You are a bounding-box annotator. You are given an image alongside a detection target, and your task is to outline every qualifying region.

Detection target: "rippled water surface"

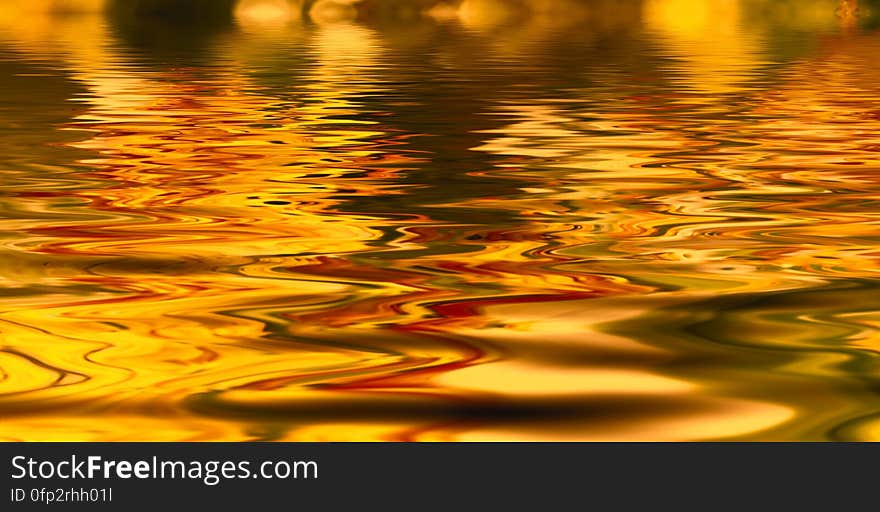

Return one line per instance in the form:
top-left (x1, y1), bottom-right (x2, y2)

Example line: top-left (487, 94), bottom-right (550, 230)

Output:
top-left (2, 0), bottom-right (880, 441)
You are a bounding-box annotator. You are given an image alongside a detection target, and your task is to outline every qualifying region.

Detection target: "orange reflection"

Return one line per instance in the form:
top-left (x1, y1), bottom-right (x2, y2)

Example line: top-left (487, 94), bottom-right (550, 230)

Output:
top-left (1, 0), bottom-right (880, 441)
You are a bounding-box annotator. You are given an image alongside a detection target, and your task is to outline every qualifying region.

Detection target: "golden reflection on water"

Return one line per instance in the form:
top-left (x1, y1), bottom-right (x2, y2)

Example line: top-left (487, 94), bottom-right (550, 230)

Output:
top-left (1, 0), bottom-right (880, 441)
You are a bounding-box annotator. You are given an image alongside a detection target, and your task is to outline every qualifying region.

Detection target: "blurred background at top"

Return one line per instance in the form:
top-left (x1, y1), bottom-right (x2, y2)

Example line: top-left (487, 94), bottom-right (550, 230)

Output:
top-left (0, 0), bottom-right (874, 58)
top-left (2, 1), bottom-right (876, 131)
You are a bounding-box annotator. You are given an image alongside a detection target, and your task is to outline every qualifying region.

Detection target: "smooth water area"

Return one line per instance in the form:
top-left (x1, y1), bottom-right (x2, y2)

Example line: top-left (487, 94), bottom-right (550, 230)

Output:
top-left (2, 0), bottom-right (880, 440)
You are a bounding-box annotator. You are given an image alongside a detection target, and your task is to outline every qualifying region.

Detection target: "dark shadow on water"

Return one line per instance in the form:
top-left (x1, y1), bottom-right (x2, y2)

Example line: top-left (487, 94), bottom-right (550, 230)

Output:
top-left (105, 0), bottom-right (238, 63)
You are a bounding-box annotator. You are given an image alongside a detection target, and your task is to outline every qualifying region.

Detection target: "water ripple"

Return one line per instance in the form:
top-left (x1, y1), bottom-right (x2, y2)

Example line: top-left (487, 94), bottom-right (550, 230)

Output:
top-left (1, 0), bottom-right (880, 441)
